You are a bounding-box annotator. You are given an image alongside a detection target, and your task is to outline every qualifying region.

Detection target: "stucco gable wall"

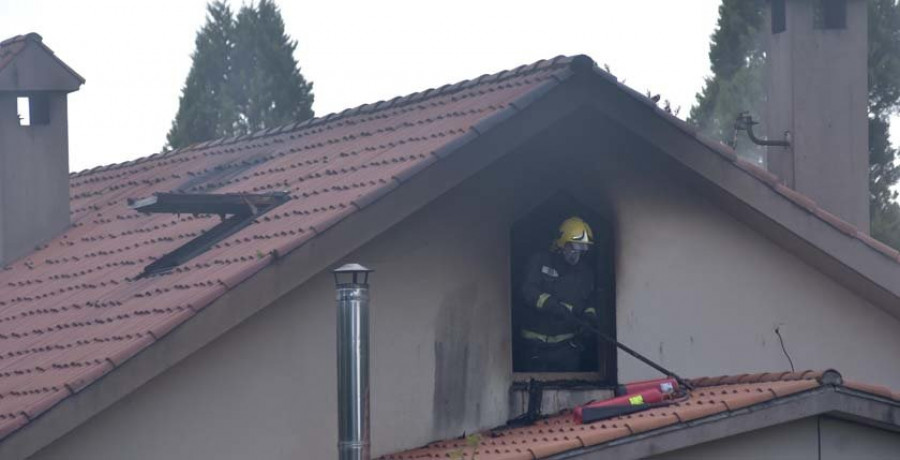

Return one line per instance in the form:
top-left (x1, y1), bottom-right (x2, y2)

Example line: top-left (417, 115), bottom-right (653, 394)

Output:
top-left (650, 417), bottom-right (819, 460)
top-left (604, 159), bottom-right (900, 386)
top-left (651, 416), bottom-right (900, 460)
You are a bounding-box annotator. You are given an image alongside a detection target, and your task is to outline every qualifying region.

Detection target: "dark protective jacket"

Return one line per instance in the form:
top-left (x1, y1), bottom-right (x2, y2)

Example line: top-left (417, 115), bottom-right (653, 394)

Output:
top-left (519, 248), bottom-right (596, 338)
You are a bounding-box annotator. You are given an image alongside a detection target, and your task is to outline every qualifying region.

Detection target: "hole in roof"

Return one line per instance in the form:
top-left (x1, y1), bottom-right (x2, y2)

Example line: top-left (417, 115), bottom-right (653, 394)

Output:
top-left (129, 192), bottom-right (290, 278)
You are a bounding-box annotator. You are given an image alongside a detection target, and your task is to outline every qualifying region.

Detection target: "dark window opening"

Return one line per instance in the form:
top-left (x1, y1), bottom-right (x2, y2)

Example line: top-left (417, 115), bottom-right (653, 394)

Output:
top-left (129, 191), bottom-right (290, 278)
top-left (16, 95), bottom-right (50, 126)
top-left (815, 0), bottom-right (847, 29)
top-left (772, 0), bottom-right (786, 33)
top-left (16, 97), bottom-right (29, 126)
top-left (510, 192), bottom-right (616, 383)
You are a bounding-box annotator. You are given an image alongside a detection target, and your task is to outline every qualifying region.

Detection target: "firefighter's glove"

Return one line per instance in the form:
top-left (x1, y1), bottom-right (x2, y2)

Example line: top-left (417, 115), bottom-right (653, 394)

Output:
top-left (579, 306), bottom-right (600, 326)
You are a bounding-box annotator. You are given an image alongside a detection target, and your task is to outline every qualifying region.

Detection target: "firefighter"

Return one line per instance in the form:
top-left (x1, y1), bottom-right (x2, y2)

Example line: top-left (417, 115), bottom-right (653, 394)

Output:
top-left (519, 216), bottom-right (598, 372)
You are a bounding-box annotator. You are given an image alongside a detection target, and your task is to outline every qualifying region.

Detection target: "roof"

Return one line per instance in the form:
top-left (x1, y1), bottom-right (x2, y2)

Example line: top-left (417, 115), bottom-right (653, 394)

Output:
top-left (0, 33), bottom-right (84, 91)
top-left (379, 370), bottom-right (900, 460)
top-left (0, 55), bottom-right (571, 450)
top-left (0, 48), bottom-right (898, 457)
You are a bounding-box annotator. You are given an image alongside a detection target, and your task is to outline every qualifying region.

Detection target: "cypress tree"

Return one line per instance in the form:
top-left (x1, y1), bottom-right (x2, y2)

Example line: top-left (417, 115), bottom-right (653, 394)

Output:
top-left (231, 0), bottom-right (314, 135)
top-left (166, 1), bottom-right (236, 149)
top-left (166, 0), bottom-right (314, 149)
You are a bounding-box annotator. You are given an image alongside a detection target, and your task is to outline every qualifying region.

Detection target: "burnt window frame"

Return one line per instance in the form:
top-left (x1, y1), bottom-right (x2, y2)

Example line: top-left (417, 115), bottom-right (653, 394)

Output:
top-left (509, 192), bottom-right (617, 384)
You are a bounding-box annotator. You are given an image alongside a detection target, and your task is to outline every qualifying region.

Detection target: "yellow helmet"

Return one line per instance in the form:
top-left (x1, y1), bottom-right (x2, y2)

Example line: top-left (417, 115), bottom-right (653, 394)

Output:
top-left (553, 217), bottom-right (594, 250)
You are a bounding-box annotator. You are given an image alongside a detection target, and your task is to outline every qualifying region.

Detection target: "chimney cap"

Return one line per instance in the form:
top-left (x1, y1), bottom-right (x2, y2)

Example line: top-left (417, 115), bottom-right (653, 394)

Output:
top-left (0, 32), bottom-right (85, 91)
top-left (333, 263), bottom-right (373, 274)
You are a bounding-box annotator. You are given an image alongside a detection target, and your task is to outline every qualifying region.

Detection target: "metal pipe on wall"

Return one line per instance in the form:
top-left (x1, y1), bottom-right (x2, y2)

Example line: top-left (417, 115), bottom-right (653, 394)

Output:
top-left (333, 264), bottom-right (373, 460)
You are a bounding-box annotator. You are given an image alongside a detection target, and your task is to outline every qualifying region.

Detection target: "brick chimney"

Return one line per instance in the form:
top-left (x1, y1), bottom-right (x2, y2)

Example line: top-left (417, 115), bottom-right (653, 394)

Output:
top-left (0, 33), bottom-right (84, 265)
top-left (766, 0), bottom-right (869, 232)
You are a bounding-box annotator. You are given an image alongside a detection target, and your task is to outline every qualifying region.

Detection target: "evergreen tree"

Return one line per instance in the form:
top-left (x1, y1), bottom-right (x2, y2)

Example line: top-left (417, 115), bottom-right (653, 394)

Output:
top-left (166, 0), bottom-right (314, 149)
top-left (231, 0), bottom-right (314, 135)
top-left (690, 0), bottom-right (900, 248)
top-left (166, 1), bottom-right (236, 149)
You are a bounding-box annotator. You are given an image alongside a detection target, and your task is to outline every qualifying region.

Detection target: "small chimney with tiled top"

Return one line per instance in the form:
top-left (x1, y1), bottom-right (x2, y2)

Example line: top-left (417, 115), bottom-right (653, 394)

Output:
top-left (766, 0), bottom-right (869, 232)
top-left (0, 33), bottom-right (84, 265)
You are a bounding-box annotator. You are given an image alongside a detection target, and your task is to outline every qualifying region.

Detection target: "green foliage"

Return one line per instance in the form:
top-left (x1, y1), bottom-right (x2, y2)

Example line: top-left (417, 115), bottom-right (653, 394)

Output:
top-left (166, 0), bottom-right (313, 149)
top-left (166, 2), bottom-right (236, 150)
top-left (868, 0), bottom-right (900, 245)
top-left (450, 433), bottom-right (483, 459)
top-left (689, 0), bottom-right (768, 163)
top-left (691, 0), bottom-right (900, 248)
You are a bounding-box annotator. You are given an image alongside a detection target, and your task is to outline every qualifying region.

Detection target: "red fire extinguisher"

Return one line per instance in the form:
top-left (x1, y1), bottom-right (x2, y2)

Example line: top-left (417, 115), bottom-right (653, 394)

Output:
top-left (573, 387), bottom-right (669, 424)
top-left (615, 377), bottom-right (678, 397)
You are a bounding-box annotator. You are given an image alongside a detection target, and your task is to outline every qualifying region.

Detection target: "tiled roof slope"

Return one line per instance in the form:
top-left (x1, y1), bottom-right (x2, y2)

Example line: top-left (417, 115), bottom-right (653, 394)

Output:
top-left (0, 36), bottom-right (28, 74)
top-left (379, 370), bottom-right (899, 460)
top-left (0, 56), bottom-right (574, 440)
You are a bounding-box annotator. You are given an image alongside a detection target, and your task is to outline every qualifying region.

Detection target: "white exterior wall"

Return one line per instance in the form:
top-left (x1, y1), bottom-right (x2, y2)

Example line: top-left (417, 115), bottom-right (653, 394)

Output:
top-left (651, 417), bottom-right (819, 460)
top-left (654, 416), bottom-right (900, 460)
top-left (820, 417), bottom-right (900, 459)
top-left (604, 164), bottom-right (900, 386)
top-left (30, 141), bottom-right (900, 459)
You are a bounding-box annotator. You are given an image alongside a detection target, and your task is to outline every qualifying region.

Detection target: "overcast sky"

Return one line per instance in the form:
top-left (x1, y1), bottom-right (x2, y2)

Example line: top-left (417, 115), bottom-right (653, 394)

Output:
top-left (3, 0), bottom-right (888, 174)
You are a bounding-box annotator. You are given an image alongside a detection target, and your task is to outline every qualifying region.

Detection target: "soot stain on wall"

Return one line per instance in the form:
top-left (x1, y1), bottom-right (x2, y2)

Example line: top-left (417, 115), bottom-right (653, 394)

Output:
top-left (432, 282), bottom-right (481, 435)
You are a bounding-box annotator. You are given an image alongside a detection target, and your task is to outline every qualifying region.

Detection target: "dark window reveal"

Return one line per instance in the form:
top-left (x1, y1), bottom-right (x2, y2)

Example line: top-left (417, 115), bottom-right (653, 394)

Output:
top-left (772, 0), bottom-right (786, 33)
top-left (815, 0), bottom-right (847, 30)
top-left (510, 192), bottom-right (616, 382)
top-left (29, 95), bottom-right (50, 125)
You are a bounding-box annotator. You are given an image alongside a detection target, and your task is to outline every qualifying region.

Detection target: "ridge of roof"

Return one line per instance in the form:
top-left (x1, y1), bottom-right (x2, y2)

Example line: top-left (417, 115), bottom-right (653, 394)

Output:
top-left (68, 55), bottom-right (587, 178)
top-left (380, 369), bottom-right (900, 460)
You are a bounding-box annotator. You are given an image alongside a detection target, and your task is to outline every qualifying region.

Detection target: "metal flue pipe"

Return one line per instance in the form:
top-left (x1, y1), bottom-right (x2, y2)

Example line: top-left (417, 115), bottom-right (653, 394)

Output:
top-left (333, 264), bottom-right (373, 460)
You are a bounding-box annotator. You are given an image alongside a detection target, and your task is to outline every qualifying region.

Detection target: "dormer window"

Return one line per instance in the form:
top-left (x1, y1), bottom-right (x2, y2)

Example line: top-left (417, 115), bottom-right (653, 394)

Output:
top-left (815, 0), bottom-right (847, 30)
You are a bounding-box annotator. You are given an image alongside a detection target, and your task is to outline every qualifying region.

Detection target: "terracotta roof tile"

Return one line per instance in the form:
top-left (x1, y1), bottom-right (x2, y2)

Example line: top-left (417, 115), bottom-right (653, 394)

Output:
top-left (843, 380), bottom-right (895, 399)
top-left (0, 57), bottom-right (573, 441)
top-left (381, 370), bottom-right (893, 460)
